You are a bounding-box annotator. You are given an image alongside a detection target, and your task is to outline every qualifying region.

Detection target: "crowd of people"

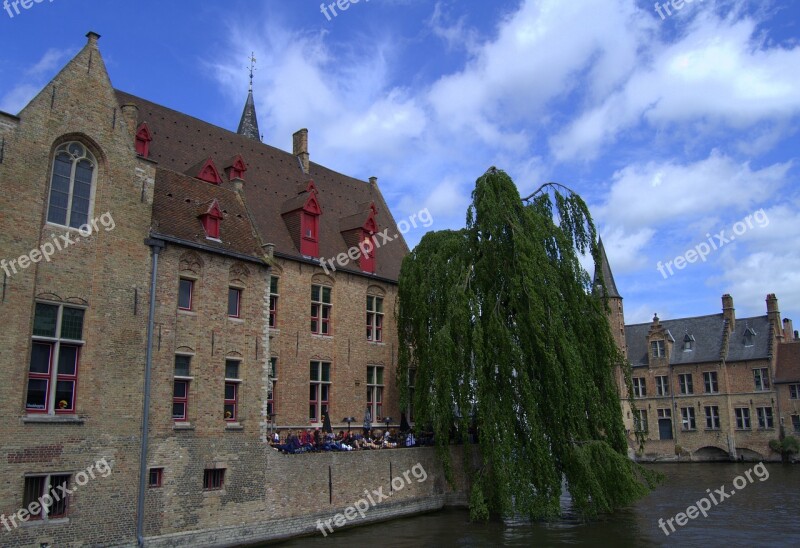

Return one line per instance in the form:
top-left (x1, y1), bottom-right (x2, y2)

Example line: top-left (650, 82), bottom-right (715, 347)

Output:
top-left (270, 427), bottom-right (435, 454)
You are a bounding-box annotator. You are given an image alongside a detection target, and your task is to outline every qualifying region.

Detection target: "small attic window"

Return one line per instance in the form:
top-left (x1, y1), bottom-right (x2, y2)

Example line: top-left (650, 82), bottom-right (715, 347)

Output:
top-left (744, 328), bottom-right (756, 347)
top-left (683, 334), bottom-right (695, 352)
top-left (197, 158), bottom-right (222, 184)
top-left (135, 122), bottom-right (153, 158)
top-left (199, 199), bottom-right (223, 240)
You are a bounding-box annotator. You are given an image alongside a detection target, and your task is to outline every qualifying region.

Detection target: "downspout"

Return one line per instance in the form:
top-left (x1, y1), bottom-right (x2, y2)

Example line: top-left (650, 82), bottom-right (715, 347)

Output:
top-left (137, 238), bottom-right (165, 547)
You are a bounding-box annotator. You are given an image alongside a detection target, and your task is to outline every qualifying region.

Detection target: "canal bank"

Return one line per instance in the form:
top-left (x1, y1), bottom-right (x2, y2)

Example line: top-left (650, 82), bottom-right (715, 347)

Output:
top-left (273, 462), bottom-right (800, 547)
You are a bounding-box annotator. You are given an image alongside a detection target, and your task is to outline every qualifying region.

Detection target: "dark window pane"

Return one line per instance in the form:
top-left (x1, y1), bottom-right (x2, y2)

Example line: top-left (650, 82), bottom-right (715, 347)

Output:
top-left (173, 380), bottom-right (187, 398)
top-left (178, 279), bottom-right (193, 309)
top-left (270, 358), bottom-right (277, 378)
top-left (321, 384), bottom-right (329, 401)
top-left (29, 342), bottom-right (52, 374)
top-left (172, 402), bottom-right (186, 419)
top-left (225, 383), bottom-right (236, 400)
top-left (33, 304), bottom-right (58, 337)
top-left (270, 276), bottom-right (278, 294)
top-left (48, 475), bottom-right (71, 517)
top-left (322, 363), bottom-right (330, 382)
top-left (227, 288), bottom-right (240, 317)
top-left (376, 298), bottom-right (383, 313)
top-left (309, 404), bottom-right (317, 421)
top-left (310, 384), bottom-right (317, 400)
top-left (322, 287), bottom-right (331, 303)
top-left (23, 477), bottom-right (46, 518)
top-left (56, 348), bottom-right (80, 381)
top-left (225, 360), bottom-right (239, 379)
top-left (311, 285), bottom-right (320, 302)
top-left (55, 380), bottom-right (75, 411)
top-left (367, 296), bottom-right (374, 310)
top-left (25, 379), bottom-right (49, 410)
top-left (60, 307), bottom-right (85, 340)
top-left (310, 362), bottom-right (318, 380)
top-left (224, 404), bottom-right (235, 420)
top-left (174, 356), bottom-right (191, 377)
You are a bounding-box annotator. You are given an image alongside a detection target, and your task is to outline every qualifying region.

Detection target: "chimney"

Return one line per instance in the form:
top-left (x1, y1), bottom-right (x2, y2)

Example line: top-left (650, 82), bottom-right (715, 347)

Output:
top-left (369, 176), bottom-right (378, 187)
top-left (766, 294), bottom-right (783, 342)
top-left (722, 294), bottom-right (735, 332)
top-left (783, 318), bottom-right (794, 342)
top-left (292, 129), bottom-right (309, 175)
top-left (120, 103), bottom-right (139, 139)
top-left (86, 31), bottom-right (101, 46)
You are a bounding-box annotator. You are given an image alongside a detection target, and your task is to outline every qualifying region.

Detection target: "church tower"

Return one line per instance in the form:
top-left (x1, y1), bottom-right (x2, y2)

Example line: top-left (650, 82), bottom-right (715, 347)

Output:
top-left (594, 238), bottom-right (626, 358)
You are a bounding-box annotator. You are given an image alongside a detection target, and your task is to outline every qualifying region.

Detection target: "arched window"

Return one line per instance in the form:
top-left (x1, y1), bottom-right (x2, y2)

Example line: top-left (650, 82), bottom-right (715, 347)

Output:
top-left (47, 142), bottom-right (96, 229)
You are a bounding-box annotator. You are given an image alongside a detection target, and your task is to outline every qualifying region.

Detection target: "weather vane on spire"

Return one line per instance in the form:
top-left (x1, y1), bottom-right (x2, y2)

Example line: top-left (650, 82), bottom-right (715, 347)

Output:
top-left (248, 52), bottom-right (256, 92)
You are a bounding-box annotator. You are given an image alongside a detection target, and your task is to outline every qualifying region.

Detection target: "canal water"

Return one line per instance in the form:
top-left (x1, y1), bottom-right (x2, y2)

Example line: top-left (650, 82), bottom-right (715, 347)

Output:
top-left (275, 463), bottom-right (799, 547)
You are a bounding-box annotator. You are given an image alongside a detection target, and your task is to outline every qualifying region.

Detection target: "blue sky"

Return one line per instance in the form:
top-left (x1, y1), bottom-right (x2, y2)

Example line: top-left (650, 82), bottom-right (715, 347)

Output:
top-left (1, 0), bottom-right (799, 326)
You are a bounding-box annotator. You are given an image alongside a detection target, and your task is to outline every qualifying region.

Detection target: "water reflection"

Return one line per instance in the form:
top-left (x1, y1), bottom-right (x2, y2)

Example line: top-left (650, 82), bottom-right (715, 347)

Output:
top-left (273, 463), bottom-right (799, 547)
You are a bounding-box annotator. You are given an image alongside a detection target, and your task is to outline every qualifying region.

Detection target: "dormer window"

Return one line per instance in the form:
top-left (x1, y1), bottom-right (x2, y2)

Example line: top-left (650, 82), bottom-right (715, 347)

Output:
top-left (744, 327), bottom-right (756, 347)
top-left (360, 203), bottom-right (378, 273)
top-left (197, 158), bottom-right (222, 185)
top-left (683, 334), bottom-right (695, 352)
top-left (226, 155), bottom-right (247, 181)
top-left (199, 199), bottom-right (223, 240)
top-left (135, 123), bottom-right (152, 158)
top-left (651, 340), bottom-right (665, 358)
top-left (300, 182), bottom-right (322, 257)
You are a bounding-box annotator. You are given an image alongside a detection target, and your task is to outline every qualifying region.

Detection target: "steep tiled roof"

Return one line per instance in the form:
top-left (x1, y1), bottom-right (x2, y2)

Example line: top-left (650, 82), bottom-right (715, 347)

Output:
top-left (625, 314), bottom-right (772, 367)
top-left (150, 168), bottom-right (263, 259)
top-left (115, 90), bottom-right (409, 281)
top-left (775, 342), bottom-right (800, 383)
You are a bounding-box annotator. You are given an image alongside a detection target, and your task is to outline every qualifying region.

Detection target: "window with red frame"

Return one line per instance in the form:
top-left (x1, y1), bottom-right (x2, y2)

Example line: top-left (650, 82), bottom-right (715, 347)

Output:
top-left (26, 303), bottom-right (84, 414)
top-left (224, 359), bottom-right (240, 422)
top-left (309, 361), bottom-right (331, 422)
top-left (311, 285), bottom-right (332, 335)
top-left (360, 231), bottom-right (376, 273)
top-left (178, 278), bottom-right (194, 310)
top-left (366, 295), bottom-right (383, 342)
top-left (203, 469), bottom-right (225, 490)
top-left (267, 358), bottom-right (277, 418)
top-left (367, 365), bottom-right (383, 421)
top-left (227, 287), bottom-right (242, 318)
top-left (148, 468), bottom-right (163, 488)
top-left (23, 474), bottom-right (70, 520)
top-left (269, 276), bottom-right (279, 328)
top-left (173, 355), bottom-right (191, 421)
top-left (300, 211), bottom-right (319, 257)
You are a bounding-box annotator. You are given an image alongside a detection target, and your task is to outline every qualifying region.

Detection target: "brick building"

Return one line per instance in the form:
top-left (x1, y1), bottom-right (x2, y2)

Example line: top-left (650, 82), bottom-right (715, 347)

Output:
top-left (775, 330), bottom-right (800, 458)
top-left (596, 247), bottom-right (796, 461)
top-left (0, 32), bottom-right (412, 546)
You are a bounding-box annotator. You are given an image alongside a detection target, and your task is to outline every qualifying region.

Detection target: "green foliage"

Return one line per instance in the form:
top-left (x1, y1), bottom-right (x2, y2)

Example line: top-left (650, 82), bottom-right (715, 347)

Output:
top-left (397, 168), bottom-right (659, 520)
top-left (770, 436), bottom-right (800, 456)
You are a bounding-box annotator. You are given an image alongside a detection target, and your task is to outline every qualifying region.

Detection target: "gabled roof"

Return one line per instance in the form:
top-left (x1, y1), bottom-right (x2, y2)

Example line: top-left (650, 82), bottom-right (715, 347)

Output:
top-left (150, 168), bottom-right (263, 259)
top-left (625, 314), bottom-right (772, 367)
top-left (775, 342), bottom-right (800, 384)
top-left (115, 90), bottom-right (409, 280)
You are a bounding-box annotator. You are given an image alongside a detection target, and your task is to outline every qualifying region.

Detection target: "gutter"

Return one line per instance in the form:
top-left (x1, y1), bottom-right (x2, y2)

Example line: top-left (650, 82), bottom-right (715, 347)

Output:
top-left (137, 238), bottom-right (165, 547)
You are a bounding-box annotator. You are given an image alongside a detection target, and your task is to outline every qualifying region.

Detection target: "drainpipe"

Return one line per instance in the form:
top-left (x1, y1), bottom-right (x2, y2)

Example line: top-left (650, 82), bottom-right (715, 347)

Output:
top-left (137, 238), bottom-right (165, 547)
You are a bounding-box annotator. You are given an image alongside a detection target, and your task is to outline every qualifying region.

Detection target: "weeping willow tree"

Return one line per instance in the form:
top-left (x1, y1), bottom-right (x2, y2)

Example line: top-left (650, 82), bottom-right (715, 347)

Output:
top-left (397, 167), bottom-right (658, 522)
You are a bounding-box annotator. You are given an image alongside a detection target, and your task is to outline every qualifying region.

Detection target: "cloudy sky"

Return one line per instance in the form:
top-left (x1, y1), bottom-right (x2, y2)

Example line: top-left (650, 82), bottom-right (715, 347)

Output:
top-left (1, 0), bottom-right (798, 326)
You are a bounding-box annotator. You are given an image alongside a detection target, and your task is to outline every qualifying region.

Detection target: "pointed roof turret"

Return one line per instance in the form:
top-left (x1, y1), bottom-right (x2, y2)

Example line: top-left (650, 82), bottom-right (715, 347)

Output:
top-left (237, 52), bottom-right (261, 141)
top-left (594, 238), bottom-right (621, 299)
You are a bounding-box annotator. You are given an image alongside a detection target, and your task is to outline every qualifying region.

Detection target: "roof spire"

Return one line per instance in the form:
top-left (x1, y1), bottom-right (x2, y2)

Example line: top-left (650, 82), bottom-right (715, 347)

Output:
top-left (237, 52), bottom-right (261, 141)
top-left (594, 238), bottom-right (621, 299)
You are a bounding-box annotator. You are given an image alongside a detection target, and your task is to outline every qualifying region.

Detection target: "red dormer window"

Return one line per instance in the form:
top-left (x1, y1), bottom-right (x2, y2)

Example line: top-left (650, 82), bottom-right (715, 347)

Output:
top-left (360, 203), bottom-right (378, 273)
top-left (135, 123), bottom-right (152, 158)
top-left (197, 158), bottom-right (222, 185)
top-left (226, 155), bottom-right (247, 181)
top-left (199, 199), bottom-right (223, 239)
top-left (300, 181), bottom-right (322, 257)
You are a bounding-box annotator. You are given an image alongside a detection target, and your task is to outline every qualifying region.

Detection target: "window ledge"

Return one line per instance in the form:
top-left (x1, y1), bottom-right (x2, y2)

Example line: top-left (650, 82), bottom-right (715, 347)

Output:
top-left (367, 340), bottom-right (386, 346)
top-left (311, 334), bottom-right (333, 340)
top-left (21, 517), bottom-right (69, 528)
top-left (681, 429), bottom-right (697, 432)
top-left (224, 423), bottom-right (244, 431)
top-left (23, 415), bottom-right (85, 425)
top-left (173, 423), bottom-right (195, 431)
top-left (227, 317), bottom-right (244, 324)
top-left (177, 309), bottom-right (197, 316)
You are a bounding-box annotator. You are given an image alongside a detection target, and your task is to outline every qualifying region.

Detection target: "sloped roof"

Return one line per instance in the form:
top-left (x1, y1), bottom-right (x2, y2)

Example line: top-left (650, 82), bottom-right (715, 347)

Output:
top-left (115, 90), bottom-right (409, 281)
top-left (593, 238), bottom-right (621, 299)
top-left (775, 342), bottom-right (800, 383)
top-left (150, 168), bottom-right (263, 259)
top-left (625, 314), bottom-right (772, 367)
